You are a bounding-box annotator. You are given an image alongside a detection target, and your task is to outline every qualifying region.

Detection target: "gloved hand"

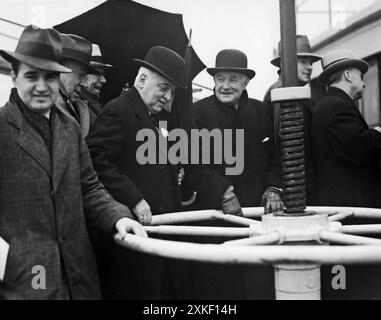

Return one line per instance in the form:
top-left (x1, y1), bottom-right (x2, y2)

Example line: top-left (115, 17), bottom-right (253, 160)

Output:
top-left (261, 188), bottom-right (283, 214)
top-left (132, 199), bottom-right (152, 225)
top-left (221, 186), bottom-right (243, 217)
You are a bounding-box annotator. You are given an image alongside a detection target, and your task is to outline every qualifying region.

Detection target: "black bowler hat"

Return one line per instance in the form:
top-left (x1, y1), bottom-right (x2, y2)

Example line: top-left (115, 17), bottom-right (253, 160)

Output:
top-left (61, 33), bottom-right (99, 74)
top-left (207, 49), bottom-right (256, 79)
top-left (0, 25), bottom-right (71, 73)
top-left (134, 46), bottom-right (186, 88)
top-left (271, 35), bottom-right (321, 68)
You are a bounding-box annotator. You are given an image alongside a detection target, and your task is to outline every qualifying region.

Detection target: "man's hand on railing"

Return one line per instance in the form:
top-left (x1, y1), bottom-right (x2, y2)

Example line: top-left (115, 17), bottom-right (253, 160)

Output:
top-left (262, 188), bottom-right (283, 214)
top-left (221, 186), bottom-right (243, 217)
top-left (115, 217), bottom-right (148, 238)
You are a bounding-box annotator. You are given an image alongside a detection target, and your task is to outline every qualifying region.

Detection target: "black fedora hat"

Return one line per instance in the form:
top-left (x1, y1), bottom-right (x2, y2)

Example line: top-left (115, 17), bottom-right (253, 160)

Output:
top-left (134, 46), bottom-right (186, 88)
top-left (318, 49), bottom-right (369, 85)
top-left (61, 33), bottom-right (99, 74)
top-left (0, 25), bottom-right (71, 73)
top-left (271, 35), bottom-right (322, 68)
top-left (207, 49), bottom-right (256, 79)
top-left (90, 43), bottom-right (113, 74)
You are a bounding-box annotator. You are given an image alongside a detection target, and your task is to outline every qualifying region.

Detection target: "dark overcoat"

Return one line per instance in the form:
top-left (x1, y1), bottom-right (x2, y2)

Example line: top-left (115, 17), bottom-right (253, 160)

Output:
top-left (87, 87), bottom-right (230, 214)
top-left (194, 91), bottom-right (282, 207)
top-left (0, 100), bottom-right (131, 300)
top-left (311, 87), bottom-right (381, 207)
top-left (186, 91), bottom-right (280, 300)
top-left (86, 87), bottom-right (230, 299)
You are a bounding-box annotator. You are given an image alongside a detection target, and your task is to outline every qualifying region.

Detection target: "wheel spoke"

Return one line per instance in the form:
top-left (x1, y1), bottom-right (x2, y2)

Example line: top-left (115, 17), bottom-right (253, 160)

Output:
top-left (319, 230), bottom-right (381, 245)
top-left (342, 225), bottom-right (381, 236)
top-left (144, 225), bottom-right (251, 237)
top-left (223, 232), bottom-right (282, 246)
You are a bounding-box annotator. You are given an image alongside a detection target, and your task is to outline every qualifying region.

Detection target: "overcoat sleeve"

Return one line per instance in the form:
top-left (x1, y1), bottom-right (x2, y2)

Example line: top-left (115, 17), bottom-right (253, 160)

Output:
top-left (80, 132), bottom-right (134, 232)
top-left (328, 103), bottom-right (381, 166)
top-left (262, 102), bottom-right (282, 189)
top-left (183, 103), bottom-right (231, 208)
top-left (183, 164), bottom-right (231, 209)
top-left (86, 99), bottom-right (144, 209)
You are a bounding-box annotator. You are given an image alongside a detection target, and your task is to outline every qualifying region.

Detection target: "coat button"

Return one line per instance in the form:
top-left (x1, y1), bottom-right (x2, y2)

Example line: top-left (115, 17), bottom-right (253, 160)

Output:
top-left (161, 167), bottom-right (166, 173)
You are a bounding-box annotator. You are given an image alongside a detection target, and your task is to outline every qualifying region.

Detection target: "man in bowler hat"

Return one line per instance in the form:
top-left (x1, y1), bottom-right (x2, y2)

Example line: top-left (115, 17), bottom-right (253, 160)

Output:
top-left (189, 49), bottom-right (282, 299)
top-left (264, 35), bottom-right (322, 205)
top-left (0, 25), bottom-right (146, 300)
top-left (311, 49), bottom-right (381, 208)
top-left (86, 46), bottom-right (242, 299)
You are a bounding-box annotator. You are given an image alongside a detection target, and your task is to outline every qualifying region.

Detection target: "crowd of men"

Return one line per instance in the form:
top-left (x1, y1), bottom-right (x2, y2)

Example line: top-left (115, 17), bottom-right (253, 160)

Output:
top-left (0, 24), bottom-right (381, 300)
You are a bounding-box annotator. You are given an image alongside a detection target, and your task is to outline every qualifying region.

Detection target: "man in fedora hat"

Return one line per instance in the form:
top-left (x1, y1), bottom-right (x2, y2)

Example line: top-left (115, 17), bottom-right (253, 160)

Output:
top-left (0, 25), bottom-right (146, 300)
top-left (79, 43), bottom-right (113, 128)
top-left (86, 45), bottom-right (241, 299)
top-left (311, 49), bottom-right (381, 208)
top-left (56, 33), bottom-right (98, 138)
top-left (264, 35), bottom-right (322, 205)
top-left (188, 49), bottom-right (282, 299)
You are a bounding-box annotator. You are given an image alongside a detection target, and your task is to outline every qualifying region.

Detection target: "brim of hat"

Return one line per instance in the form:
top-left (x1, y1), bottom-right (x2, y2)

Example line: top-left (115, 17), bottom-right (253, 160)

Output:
top-left (62, 55), bottom-right (100, 75)
top-left (133, 59), bottom-right (186, 89)
top-left (90, 61), bottom-right (113, 72)
top-left (271, 53), bottom-right (322, 67)
top-left (0, 50), bottom-right (72, 73)
top-left (318, 59), bottom-right (369, 85)
top-left (206, 67), bottom-right (256, 79)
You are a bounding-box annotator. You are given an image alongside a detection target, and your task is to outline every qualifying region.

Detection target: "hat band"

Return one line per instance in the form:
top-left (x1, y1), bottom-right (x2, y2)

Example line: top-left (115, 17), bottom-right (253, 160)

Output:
top-left (323, 58), bottom-right (349, 70)
top-left (91, 56), bottom-right (104, 63)
top-left (62, 48), bottom-right (90, 64)
top-left (16, 41), bottom-right (60, 63)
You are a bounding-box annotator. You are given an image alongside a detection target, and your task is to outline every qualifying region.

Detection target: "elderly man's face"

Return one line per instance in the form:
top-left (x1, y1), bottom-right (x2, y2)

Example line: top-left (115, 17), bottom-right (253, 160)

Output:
top-left (140, 71), bottom-right (177, 114)
top-left (60, 60), bottom-right (87, 103)
top-left (12, 63), bottom-right (60, 114)
top-left (297, 57), bottom-right (313, 84)
top-left (85, 72), bottom-right (106, 97)
top-left (214, 72), bottom-right (249, 106)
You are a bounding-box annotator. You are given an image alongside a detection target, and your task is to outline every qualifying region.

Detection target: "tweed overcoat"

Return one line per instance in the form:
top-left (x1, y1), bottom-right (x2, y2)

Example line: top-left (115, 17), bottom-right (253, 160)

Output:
top-left (0, 100), bottom-right (132, 299)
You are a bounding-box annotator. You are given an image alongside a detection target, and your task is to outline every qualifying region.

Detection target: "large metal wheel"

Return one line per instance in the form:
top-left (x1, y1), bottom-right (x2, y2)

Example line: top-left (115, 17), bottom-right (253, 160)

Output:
top-left (115, 207), bottom-right (381, 299)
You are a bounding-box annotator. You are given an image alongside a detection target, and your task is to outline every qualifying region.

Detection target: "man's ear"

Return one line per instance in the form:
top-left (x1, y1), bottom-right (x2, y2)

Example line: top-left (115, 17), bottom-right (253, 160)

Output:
top-left (137, 73), bottom-right (147, 89)
top-left (244, 76), bottom-right (250, 88)
top-left (344, 70), bottom-right (352, 82)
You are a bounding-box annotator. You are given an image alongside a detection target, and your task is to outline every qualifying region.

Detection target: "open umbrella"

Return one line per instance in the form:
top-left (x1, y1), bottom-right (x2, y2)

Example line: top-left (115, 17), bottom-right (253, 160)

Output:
top-left (54, 0), bottom-right (205, 104)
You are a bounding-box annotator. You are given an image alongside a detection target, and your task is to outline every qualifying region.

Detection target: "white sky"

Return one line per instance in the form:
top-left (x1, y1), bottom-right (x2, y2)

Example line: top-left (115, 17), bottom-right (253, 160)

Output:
top-left (0, 0), bottom-right (379, 105)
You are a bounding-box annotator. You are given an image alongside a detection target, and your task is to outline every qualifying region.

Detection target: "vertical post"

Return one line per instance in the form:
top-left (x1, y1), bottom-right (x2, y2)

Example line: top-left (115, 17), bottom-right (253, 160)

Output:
top-left (272, 0), bottom-right (310, 214)
top-left (328, 0), bottom-right (333, 27)
top-left (279, 0), bottom-right (298, 87)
